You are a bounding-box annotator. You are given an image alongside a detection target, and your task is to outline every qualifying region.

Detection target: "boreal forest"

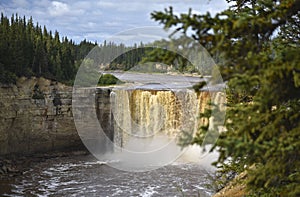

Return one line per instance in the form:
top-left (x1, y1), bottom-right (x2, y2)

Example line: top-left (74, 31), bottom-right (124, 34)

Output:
top-left (0, 13), bottom-right (152, 84)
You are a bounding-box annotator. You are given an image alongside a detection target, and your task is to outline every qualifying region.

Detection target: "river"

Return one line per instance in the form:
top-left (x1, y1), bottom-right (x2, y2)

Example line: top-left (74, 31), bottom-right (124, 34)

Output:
top-left (0, 152), bottom-right (217, 197)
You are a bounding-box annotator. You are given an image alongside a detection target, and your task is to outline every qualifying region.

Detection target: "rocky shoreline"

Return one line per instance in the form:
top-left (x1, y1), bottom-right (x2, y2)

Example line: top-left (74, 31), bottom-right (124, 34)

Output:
top-left (212, 171), bottom-right (247, 197)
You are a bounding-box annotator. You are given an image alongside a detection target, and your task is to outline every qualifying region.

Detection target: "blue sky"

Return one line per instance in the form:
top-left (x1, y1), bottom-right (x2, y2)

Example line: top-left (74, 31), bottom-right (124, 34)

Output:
top-left (0, 0), bottom-right (229, 44)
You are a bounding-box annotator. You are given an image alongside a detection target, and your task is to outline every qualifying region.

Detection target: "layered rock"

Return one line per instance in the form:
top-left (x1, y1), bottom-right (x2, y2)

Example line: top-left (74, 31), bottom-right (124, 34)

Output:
top-left (0, 77), bottom-right (82, 155)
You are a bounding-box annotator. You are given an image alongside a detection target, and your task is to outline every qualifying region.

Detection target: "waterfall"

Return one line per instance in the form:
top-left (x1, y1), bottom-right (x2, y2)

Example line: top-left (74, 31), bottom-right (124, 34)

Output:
top-left (88, 86), bottom-right (226, 171)
top-left (110, 88), bottom-right (224, 149)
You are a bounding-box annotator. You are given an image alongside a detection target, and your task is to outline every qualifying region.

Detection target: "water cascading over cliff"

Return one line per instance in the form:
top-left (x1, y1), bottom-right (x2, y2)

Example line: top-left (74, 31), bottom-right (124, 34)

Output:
top-left (109, 88), bottom-right (221, 151)
top-left (73, 84), bottom-right (225, 171)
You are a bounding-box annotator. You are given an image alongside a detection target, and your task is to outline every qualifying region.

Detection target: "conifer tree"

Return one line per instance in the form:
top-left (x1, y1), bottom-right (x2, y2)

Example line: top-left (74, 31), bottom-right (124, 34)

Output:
top-left (151, 0), bottom-right (300, 195)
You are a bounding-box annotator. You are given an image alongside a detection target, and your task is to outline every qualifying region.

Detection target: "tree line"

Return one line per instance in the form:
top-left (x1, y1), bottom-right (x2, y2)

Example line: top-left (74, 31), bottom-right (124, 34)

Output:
top-left (0, 13), bottom-right (98, 84)
top-left (0, 13), bottom-right (155, 84)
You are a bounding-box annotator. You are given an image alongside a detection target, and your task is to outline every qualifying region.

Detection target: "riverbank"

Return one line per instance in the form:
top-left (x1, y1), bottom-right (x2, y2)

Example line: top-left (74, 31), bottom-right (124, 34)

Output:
top-left (212, 170), bottom-right (247, 197)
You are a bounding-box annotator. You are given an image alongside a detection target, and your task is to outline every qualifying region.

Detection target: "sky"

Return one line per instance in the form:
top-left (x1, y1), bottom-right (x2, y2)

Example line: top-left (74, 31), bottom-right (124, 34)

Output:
top-left (0, 0), bottom-right (229, 44)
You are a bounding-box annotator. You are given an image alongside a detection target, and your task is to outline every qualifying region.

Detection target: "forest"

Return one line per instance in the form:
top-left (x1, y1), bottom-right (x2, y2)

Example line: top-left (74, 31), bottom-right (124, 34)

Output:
top-left (0, 12), bottom-right (202, 85)
top-left (0, 13), bottom-right (156, 84)
top-left (0, 13), bottom-right (96, 84)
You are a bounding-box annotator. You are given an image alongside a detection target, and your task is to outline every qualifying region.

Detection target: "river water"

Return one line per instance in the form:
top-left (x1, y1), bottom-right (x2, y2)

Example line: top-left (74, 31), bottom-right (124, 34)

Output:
top-left (0, 153), bottom-right (217, 197)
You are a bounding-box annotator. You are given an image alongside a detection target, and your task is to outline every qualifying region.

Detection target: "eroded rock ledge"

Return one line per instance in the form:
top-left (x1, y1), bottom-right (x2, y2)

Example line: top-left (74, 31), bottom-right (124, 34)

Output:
top-left (0, 77), bottom-right (83, 155)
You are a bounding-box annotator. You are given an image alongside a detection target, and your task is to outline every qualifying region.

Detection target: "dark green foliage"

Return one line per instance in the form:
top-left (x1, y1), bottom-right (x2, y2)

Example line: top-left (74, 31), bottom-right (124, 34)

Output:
top-left (0, 12), bottom-right (199, 85)
top-left (0, 13), bottom-right (98, 84)
top-left (102, 45), bottom-right (197, 73)
top-left (0, 13), bottom-right (158, 84)
top-left (151, 0), bottom-right (300, 195)
top-left (109, 46), bottom-right (147, 71)
top-left (141, 37), bottom-right (206, 74)
top-left (107, 45), bottom-right (194, 73)
top-left (32, 84), bottom-right (44, 99)
top-left (192, 81), bottom-right (206, 92)
top-left (0, 13), bottom-right (91, 83)
top-left (98, 74), bottom-right (123, 86)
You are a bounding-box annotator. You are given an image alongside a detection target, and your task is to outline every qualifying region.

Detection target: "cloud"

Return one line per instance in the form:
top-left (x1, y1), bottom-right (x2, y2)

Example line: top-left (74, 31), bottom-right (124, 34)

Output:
top-left (104, 21), bottom-right (121, 27)
top-left (12, 0), bottom-right (29, 7)
top-left (97, 1), bottom-right (115, 8)
top-left (1, 0), bottom-right (229, 44)
top-left (48, 1), bottom-right (70, 16)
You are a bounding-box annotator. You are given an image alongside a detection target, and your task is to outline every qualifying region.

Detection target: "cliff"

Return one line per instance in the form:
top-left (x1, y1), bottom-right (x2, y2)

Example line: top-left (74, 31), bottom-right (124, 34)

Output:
top-left (0, 77), bottom-right (83, 155)
top-left (0, 76), bottom-right (225, 160)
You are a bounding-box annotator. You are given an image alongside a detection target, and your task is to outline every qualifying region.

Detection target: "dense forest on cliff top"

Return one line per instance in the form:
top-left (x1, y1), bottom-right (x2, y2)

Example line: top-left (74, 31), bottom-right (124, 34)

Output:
top-left (0, 13), bottom-right (95, 84)
top-left (0, 13), bottom-right (200, 85)
top-left (0, 13), bottom-right (158, 84)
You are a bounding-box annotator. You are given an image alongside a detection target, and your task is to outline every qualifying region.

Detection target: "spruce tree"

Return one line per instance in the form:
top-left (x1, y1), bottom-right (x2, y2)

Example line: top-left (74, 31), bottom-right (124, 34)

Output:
top-left (151, 0), bottom-right (300, 195)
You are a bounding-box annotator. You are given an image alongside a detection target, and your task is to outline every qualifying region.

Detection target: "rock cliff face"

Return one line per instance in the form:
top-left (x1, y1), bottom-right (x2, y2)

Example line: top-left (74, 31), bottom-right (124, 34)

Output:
top-left (0, 77), bottom-right (225, 157)
top-left (0, 77), bottom-right (83, 155)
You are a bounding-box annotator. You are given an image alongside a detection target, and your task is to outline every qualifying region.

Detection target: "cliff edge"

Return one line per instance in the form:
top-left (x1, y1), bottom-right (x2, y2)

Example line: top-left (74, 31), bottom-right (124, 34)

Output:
top-left (0, 77), bottom-right (82, 155)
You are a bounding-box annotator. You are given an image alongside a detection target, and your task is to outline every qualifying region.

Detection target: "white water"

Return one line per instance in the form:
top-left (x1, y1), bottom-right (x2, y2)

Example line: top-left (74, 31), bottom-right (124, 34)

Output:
top-left (1, 155), bottom-right (217, 197)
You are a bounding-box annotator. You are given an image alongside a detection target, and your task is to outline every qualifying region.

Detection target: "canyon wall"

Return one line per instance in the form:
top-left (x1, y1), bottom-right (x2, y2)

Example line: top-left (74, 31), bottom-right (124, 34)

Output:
top-left (0, 77), bottom-right (83, 155)
top-left (0, 77), bottom-right (225, 156)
